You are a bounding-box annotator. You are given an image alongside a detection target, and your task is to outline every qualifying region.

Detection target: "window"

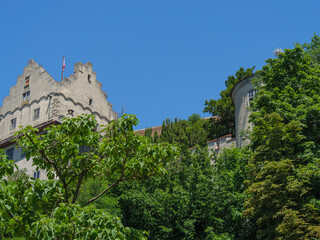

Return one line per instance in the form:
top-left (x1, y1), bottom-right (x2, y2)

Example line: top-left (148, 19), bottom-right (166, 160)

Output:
top-left (10, 118), bottom-right (16, 129)
top-left (33, 108), bottom-right (40, 120)
top-left (67, 109), bottom-right (74, 116)
top-left (79, 145), bottom-right (90, 154)
top-left (23, 91), bottom-right (30, 101)
top-left (248, 89), bottom-right (258, 100)
top-left (89, 98), bottom-right (93, 106)
top-left (6, 148), bottom-right (14, 160)
top-left (25, 76), bottom-right (30, 86)
top-left (33, 171), bottom-right (40, 179)
top-left (88, 74), bottom-right (92, 84)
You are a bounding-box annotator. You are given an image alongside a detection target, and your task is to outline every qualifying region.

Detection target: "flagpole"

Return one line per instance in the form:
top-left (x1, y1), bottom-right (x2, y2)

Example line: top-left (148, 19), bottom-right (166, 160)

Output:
top-left (61, 56), bottom-right (65, 81)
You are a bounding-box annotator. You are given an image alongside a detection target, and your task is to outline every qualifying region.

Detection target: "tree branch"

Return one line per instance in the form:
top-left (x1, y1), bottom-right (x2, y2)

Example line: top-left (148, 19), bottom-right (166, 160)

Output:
top-left (4, 207), bottom-right (30, 238)
top-left (84, 179), bottom-right (122, 207)
top-left (71, 170), bottom-right (86, 204)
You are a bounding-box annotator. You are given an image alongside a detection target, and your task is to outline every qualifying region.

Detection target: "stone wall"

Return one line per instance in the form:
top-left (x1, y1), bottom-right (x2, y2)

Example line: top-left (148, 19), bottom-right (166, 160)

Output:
top-left (207, 134), bottom-right (236, 155)
top-left (231, 77), bottom-right (253, 148)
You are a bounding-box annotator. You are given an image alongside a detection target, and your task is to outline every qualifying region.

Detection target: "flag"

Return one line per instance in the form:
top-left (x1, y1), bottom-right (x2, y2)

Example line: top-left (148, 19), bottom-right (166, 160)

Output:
top-left (62, 56), bottom-right (65, 71)
top-left (61, 56), bottom-right (66, 81)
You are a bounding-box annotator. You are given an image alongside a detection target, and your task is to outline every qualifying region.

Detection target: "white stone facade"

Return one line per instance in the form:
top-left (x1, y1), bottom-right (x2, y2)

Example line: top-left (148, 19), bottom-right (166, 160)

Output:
top-left (0, 59), bottom-right (118, 178)
top-left (207, 134), bottom-right (236, 155)
top-left (231, 76), bottom-right (255, 148)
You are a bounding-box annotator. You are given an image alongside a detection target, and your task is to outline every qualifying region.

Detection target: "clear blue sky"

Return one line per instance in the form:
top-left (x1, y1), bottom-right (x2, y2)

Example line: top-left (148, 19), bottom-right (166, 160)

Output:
top-left (0, 1), bottom-right (319, 129)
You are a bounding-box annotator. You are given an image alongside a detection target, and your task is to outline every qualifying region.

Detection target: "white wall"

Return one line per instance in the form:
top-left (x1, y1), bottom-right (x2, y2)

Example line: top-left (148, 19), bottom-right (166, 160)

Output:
top-left (232, 78), bottom-right (253, 148)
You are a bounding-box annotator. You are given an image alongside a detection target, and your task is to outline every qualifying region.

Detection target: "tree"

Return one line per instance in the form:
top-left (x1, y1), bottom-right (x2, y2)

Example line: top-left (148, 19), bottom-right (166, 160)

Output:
top-left (115, 148), bottom-right (218, 240)
top-left (244, 46), bottom-right (320, 239)
top-left (204, 67), bottom-right (255, 139)
top-left (144, 127), bottom-right (153, 138)
top-left (0, 114), bottom-right (179, 239)
top-left (211, 147), bottom-right (257, 239)
top-left (157, 114), bottom-right (208, 148)
top-left (298, 33), bottom-right (320, 67)
top-left (111, 147), bottom-right (256, 240)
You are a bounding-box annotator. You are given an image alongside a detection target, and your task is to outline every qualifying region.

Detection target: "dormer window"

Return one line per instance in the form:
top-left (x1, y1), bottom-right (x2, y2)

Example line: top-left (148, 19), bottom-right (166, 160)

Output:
top-left (25, 76), bottom-right (30, 86)
top-left (67, 109), bottom-right (74, 116)
top-left (88, 74), bottom-right (91, 84)
top-left (89, 98), bottom-right (93, 106)
top-left (23, 91), bottom-right (30, 102)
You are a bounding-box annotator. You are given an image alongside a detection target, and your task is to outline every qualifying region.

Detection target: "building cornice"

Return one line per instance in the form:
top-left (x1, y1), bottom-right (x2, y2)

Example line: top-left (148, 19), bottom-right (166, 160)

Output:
top-left (0, 92), bottom-right (114, 124)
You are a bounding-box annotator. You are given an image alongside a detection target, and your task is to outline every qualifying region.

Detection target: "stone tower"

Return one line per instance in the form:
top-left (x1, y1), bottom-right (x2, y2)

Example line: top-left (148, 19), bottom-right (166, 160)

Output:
top-left (231, 75), bottom-right (257, 147)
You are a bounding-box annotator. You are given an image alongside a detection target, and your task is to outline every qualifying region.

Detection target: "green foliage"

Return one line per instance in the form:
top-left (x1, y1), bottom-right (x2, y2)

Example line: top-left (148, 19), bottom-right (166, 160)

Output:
top-left (30, 203), bottom-right (146, 239)
top-left (245, 46), bottom-right (320, 239)
top-left (115, 148), bottom-right (216, 240)
top-left (15, 114), bottom-right (179, 205)
top-left (297, 33), bottom-right (320, 67)
top-left (144, 127), bottom-right (153, 138)
top-left (204, 67), bottom-right (255, 139)
top-left (187, 113), bottom-right (201, 124)
top-left (210, 147), bottom-right (257, 239)
top-left (7, 168), bottom-right (27, 182)
top-left (77, 177), bottom-right (122, 216)
top-left (0, 177), bottom-right (146, 239)
top-left (112, 147), bottom-right (255, 240)
top-left (157, 114), bottom-right (208, 148)
top-left (0, 149), bottom-right (16, 179)
top-left (0, 114), bottom-right (179, 239)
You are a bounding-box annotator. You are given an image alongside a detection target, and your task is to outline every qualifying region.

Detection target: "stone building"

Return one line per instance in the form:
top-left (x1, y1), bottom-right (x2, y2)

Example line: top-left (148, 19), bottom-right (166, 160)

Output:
top-left (0, 59), bottom-right (117, 178)
top-left (231, 75), bottom-right (257, 148)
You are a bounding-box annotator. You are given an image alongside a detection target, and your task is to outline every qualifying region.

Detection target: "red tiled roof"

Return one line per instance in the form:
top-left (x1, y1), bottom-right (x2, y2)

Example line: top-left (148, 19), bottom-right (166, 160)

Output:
top-left (207, 134), bottom-right (232, 144)
top-left (135, 125), bottom-right (162, 137)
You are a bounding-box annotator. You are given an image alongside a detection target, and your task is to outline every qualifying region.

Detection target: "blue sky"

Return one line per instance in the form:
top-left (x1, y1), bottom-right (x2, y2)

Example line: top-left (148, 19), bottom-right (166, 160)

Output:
top-left (0, 1), bottom-right (319, 129)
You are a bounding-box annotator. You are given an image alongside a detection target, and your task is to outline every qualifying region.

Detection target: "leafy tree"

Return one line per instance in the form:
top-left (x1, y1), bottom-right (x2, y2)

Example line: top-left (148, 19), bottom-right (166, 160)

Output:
top-left (112, 147), bottom-right (255, 240)
top-left (158, 114), bottom-right (208, 148)
top-left (0, 114), bottom-right (179, 239)
top-left (187, 113), bottom-right (201, 124)
top-left (204, 67), bottom-right (255, 139)
top-left (211, 147), bottom-right (257, 239)
top-left (144, 127), bottom-right (153, 138)
top-left (298, 33), bottom-right (320, 67)
top-left (115, 148), bottom-right (217, 240)
top-left (244, 46), bottom-right (320, 239)
top-left (159, 118), bottom-right (189, 147)
top-left (7, 168), bottom-right (27, 182)
top-left (186, 114), bottom-right (208, 147)
top-left (76, 176), bottom-right (122, 216)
